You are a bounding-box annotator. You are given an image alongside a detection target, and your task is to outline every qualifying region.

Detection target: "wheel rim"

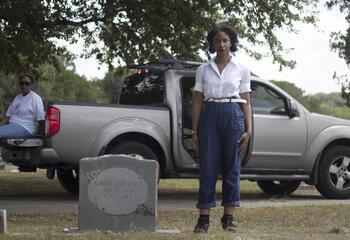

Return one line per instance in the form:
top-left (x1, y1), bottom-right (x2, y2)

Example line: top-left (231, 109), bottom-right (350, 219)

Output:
top-left (329, 156), bottom-right (350, 191)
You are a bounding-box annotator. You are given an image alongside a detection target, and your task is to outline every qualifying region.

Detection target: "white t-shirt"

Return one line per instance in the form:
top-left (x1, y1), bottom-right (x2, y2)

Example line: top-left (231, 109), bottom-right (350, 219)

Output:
top-left (6, 91), bottom-right (45, 135)
top-left (194, 55), bottom-right (251, 100)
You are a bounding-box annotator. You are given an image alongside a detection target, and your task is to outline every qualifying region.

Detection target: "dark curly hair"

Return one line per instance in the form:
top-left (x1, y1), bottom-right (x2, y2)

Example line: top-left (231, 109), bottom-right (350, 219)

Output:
top-left (207, 25), bottom-right (238, 53)
top-left (18, 74), bottom-right (34, 84)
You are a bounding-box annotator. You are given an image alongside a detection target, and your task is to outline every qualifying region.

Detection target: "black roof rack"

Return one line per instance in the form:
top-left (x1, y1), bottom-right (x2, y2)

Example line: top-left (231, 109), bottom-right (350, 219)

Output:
top-left (128, 59), bottom-right (203, 70)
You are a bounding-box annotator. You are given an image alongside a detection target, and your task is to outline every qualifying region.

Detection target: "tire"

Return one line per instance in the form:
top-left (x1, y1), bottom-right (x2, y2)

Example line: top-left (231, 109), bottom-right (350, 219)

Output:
top-left (107, 141), bottom-right (160, 179)
top-left (108, 141), bottom-right (158, 160)
top-left (57, 168), bottom-right (79, 195)
top-left (315, 145), bottom-right (350, 199)
top-left (257, 180), bottom-right (301, 196)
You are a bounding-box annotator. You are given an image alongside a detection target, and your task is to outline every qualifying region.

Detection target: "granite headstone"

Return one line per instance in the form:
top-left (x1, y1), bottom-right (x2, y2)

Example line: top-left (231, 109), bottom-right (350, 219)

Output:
top-left (0, 210), bottom-right (7, 234)
top-left (79, 154), bottom-right (158, 231)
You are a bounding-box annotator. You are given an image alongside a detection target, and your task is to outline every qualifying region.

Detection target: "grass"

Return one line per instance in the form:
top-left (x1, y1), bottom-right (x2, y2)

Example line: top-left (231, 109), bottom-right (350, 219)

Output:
top-left (0, 165), bottom-right (71, 199)
top-left (1, 205), bottom-right (350, 240)
top-left (0, 164), bottom-right (318, 198)
top-left (0, 164), bottom-right (347, 239)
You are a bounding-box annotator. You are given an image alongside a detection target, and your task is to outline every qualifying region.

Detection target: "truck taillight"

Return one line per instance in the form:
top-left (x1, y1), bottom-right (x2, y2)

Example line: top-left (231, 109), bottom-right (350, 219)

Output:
top-left (46, 106), bottom-right (60, 137)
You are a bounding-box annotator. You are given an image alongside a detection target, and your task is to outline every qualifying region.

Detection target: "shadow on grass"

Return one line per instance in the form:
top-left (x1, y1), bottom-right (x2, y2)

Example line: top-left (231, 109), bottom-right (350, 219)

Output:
top-left (0, 166), bottom-right (322, 202)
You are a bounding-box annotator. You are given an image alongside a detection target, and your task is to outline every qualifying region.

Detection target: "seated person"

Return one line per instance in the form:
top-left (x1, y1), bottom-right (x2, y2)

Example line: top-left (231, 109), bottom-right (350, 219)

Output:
top-left (0, 74), bottom-right (45, 139)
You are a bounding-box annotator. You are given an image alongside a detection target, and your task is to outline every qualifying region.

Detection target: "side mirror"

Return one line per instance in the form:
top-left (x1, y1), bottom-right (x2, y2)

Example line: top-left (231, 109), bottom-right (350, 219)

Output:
top-left (287, 100), bottom-right (298, 119)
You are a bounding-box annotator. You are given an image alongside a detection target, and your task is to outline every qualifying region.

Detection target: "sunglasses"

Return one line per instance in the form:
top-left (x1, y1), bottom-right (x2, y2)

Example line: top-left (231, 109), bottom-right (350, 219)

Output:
top-left (19, 81), bottom-right (31, 86)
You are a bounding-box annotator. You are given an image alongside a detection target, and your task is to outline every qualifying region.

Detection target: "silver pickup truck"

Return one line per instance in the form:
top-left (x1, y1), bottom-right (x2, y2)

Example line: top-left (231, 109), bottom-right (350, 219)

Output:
top-left (2, 59), bottom-right (350, 199)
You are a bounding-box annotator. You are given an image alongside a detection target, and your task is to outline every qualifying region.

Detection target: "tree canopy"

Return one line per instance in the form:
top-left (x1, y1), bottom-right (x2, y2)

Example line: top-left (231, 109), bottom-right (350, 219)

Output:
top-left (272, 80), bottom-right (350, 120)
top-left (0, 62), bottom-right (107, 114)
top-left (326, 0), bottom-right (350, 106)
top-left (327, 0), bottom-right (350, 65)
top-left (0, 0), bottom-right (320, 74)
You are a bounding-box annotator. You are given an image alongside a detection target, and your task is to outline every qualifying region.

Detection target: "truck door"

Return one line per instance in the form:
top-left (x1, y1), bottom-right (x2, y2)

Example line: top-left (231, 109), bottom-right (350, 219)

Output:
top-left (243, 81), bottom-right (308, 170)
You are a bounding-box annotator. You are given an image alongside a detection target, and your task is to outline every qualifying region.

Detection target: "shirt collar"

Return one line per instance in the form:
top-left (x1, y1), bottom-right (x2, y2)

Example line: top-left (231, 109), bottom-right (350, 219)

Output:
top-left (229, 54), bottom-right (238, 65)
top-left (208, 53), bottom-right (238, 66)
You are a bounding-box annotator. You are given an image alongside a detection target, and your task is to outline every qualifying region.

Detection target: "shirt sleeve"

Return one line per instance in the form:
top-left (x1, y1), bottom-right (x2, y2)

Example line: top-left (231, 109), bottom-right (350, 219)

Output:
top-left (239, 64), bottom-right (251, 93)
top-left (5, 96), bottom-right (17, 117)
top-left (193, 64), bottom-right (204, 93)
top-left (33, 95), bottom-right (45, 121)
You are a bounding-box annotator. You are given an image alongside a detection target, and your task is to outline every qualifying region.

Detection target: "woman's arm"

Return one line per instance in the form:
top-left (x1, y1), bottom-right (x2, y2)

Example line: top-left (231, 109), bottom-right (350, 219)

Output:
top-left (191, 91), bottom-right (204, 151)
top-left (239, 92), bottom-right (252, 152)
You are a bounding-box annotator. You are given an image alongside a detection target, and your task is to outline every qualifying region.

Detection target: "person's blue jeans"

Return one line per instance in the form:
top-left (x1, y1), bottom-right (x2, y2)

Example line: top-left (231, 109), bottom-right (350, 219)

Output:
top-left (0, 123), bottom-right (32, 139)
top-left (197, 102), bottom-right (245, 209)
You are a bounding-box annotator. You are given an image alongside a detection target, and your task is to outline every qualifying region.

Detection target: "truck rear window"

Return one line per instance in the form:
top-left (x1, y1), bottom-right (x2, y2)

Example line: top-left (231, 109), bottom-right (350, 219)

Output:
top-left (119, 71), bottom-right (165, 105)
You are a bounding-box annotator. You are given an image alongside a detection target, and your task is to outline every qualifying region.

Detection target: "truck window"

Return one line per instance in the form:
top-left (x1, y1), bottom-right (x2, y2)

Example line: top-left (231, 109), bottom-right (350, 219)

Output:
top-left (119, 72), bottom-right (165, 105)
top-left (181, 77), bottom-right (195, 130)
top-left (251, 82), bottom-right (288, 115)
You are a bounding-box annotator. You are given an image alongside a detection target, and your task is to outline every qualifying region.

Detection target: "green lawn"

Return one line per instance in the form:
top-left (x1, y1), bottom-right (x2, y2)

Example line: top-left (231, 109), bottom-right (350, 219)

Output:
top-left (1, 164), bottom-right (348, 239)
top-left (1, 205), bottom-right (349, 240)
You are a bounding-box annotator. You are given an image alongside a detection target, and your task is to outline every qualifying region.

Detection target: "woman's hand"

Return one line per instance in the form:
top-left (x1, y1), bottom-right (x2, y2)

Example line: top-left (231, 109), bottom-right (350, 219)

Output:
top-left (239, 131), bottom-right (251, 152)
top-left (192, 133), bottom-right (199, 152)
top-left (239, 92), bottom-right (252, 153)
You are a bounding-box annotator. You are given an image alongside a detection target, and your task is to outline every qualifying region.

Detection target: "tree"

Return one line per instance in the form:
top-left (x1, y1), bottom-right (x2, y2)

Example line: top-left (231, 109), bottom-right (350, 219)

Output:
top-left (326, 0), bottom-right (350, 106)
top-left (327, 0), bottom-right (350, 65)
top-left (270, 80), bottom-right (311, 108)
top-left (271, 80), bottom-right (304, 101)
top-left (0, 62), bottom-right (107, 115)
top-left (97, 68), bottom-right (132, 104)
top-left (271, 80), bottom-right (350, 119)
top-left (36, 63), bottom-right (107, 104)
top-left (0, 74), bottom-right (18, 114)
top-left (0, 0), bottom-right (319, 75)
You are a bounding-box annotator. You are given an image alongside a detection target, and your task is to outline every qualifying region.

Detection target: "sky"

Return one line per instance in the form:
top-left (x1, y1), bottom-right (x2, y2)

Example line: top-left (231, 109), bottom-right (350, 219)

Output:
top-left (72, 4), bottom-right (349, 95)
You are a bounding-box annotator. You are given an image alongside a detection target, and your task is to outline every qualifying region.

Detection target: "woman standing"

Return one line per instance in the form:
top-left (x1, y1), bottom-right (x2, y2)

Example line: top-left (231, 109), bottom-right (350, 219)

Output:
top-left (0, 74), bottom-right (45, 139)
top-left (192, 25), bottom-right (252, 233)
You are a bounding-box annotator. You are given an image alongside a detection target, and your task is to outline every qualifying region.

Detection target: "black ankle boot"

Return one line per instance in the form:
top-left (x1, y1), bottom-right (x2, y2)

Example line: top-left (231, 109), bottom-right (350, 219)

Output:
top-left (221, 215), bottom-right (237, 232)
top-left (194, 216), bottom-right (209, 233)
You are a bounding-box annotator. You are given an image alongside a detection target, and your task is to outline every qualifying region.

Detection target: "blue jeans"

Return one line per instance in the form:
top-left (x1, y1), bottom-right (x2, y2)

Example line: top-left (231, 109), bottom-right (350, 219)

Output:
top-left (0, 123), bottom-right (32, 139)
top-left (197, 102), bottom-right (245, 209)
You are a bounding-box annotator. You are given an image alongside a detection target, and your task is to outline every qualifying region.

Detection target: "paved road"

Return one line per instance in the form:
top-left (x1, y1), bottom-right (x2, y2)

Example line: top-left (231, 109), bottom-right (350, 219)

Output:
top-left (1, 186), bottom-right (350, 214)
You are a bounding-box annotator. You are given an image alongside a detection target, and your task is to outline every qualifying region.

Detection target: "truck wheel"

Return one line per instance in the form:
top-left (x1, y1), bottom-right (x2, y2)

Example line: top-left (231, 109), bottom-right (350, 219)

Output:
top-left (107, 141), bottom-right (160, 179)
top-left (257, 180), bottom-right (301, 196)
top-left (108, 142), bottom-right (158, 160)
top-left (315, 145), bottom-right (350, 199)
top-left (57, 169), bottom-right (79, 195)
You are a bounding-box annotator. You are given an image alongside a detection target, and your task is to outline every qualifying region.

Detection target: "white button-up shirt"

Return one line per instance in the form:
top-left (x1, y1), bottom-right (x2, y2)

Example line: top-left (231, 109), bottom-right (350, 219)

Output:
top-left (194, 55), bottom-right (251, 100)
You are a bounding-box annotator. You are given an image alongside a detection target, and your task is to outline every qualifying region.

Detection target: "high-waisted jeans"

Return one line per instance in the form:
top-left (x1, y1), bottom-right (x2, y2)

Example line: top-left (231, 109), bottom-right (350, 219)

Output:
top-left (196, 102), bottom-right (245, 209)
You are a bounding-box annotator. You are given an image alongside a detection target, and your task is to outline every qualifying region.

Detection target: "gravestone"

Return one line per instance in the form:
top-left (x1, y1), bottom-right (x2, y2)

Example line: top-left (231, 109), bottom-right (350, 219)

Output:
top-left (0, 209), bottom-right (7, 234)
top-left (79, 154), bottom-right (158, 232)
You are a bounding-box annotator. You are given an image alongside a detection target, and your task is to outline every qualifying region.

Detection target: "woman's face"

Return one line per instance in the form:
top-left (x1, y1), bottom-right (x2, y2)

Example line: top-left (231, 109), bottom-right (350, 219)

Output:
top-left (19, 76), bottom-right (32, 95)
top-left (213, 31), bottom-right (231, 56)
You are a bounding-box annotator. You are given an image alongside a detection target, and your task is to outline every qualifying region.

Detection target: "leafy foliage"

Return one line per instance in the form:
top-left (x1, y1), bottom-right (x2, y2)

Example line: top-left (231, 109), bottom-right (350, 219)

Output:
top-left (0, 62), bottom-right (107, 115)
top-left (96, 68), bottom-right (132, 104)
top-left (36, 63), bottom-right (107, 105)
top-left (272, 80), bottom-right (350, 120)
top-left (0, 0), bottom-right (319, 74)
top-left (327, 0), bottom-right (350, 64)
top-left (326, 0), bottom-right (350, 106)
